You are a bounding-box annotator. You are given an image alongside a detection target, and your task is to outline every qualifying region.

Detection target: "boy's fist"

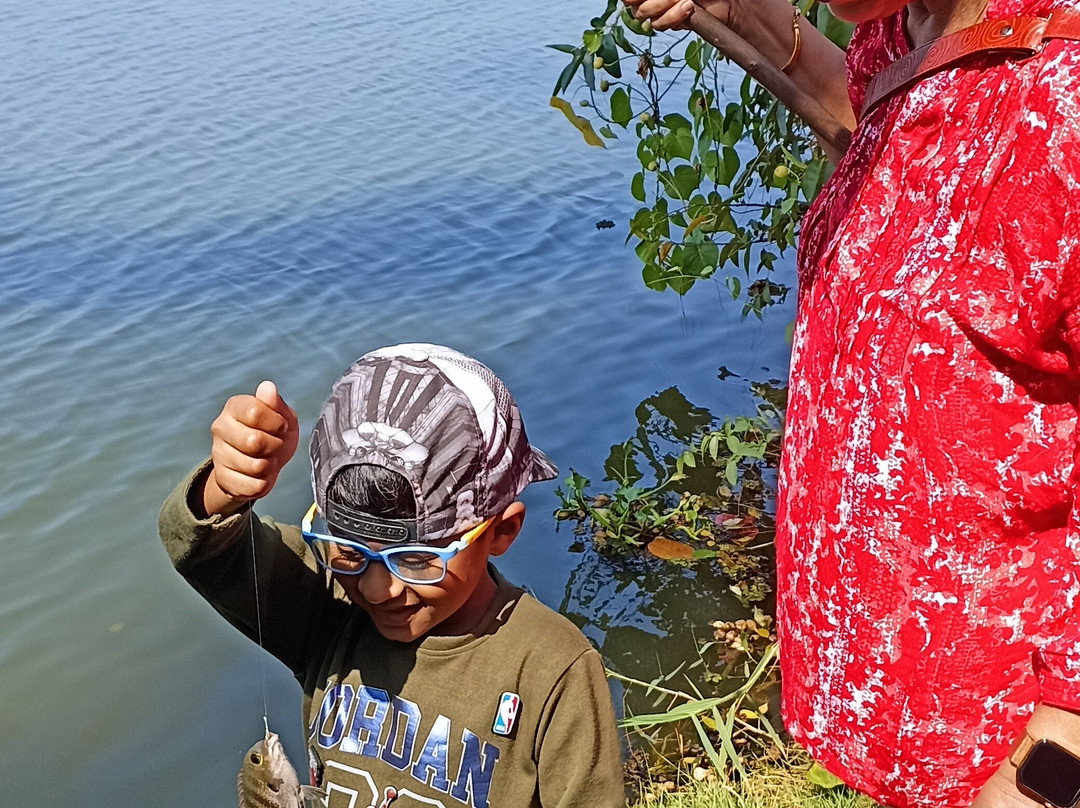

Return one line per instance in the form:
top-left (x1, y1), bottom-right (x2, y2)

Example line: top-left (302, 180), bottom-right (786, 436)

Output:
top-left (203, 381), bottom-right (300, 516)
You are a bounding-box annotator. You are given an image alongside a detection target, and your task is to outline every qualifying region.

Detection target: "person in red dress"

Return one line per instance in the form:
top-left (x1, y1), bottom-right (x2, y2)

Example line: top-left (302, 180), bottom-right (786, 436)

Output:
top-left (624, 1), bottom-right (1080, 806)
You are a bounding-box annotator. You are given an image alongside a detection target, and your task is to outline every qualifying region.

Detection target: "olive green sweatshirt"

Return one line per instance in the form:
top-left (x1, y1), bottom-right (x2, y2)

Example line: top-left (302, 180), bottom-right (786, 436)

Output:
top-left (160, 463), bottom-right (625, 808)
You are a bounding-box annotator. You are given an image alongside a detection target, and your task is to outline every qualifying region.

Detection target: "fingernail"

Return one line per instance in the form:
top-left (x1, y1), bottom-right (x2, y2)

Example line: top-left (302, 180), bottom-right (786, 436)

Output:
top-left (681, 0), bottom-right (695, 10)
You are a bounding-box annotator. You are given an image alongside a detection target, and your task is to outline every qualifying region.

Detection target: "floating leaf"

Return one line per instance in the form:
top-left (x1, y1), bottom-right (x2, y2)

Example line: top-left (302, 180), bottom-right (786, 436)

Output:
top-left (647, 537), bottom-right (695, 560)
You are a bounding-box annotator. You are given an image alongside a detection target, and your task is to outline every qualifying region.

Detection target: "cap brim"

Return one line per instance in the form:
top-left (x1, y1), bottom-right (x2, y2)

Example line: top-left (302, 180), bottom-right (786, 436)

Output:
top-left (529, 448), bottom-right (559, 482)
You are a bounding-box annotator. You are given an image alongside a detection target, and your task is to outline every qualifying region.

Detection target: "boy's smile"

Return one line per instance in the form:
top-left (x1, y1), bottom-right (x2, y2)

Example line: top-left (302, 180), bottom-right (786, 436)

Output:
top-left (333, 508), bottom-right (521, 642)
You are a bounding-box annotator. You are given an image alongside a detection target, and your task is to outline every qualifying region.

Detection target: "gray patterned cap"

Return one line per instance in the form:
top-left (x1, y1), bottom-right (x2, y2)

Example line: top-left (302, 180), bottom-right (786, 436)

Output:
top-left (309, 343), bottom-right (558, 543)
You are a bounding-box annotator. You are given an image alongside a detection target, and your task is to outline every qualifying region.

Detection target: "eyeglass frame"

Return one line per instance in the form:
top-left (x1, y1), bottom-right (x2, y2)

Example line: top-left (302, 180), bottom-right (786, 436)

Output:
top-left (300, 503), bottom-right (494, 585)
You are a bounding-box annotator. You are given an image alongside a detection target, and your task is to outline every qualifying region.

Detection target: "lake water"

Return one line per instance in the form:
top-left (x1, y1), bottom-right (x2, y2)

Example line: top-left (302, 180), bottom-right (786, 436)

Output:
top-left (0, 0), bottom-right (794, 803)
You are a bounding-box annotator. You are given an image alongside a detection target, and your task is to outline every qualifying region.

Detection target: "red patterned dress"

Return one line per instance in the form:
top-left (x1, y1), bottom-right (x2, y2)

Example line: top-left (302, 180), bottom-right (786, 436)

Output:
top-left (776, 1), bottom-right (1080, 805)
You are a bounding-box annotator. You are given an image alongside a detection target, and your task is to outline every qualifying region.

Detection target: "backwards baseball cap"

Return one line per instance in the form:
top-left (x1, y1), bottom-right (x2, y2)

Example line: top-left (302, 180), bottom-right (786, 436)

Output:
top-left (309, 343), bottom-right (558, 544)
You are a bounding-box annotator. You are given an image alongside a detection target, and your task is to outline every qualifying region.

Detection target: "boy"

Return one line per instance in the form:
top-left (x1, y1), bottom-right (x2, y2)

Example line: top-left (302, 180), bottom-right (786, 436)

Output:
top-left (159, 343), bottom-right (624, 808)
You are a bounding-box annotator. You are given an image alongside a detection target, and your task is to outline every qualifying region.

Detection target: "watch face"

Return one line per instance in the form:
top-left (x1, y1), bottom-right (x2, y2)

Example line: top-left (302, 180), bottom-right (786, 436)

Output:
top-left (1017, 740), bottom-right (1080, 808)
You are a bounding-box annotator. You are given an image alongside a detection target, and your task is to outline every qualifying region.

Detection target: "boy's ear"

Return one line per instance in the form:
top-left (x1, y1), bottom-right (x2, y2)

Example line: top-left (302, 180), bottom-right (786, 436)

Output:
top-left (487, 501), bottom-right (525, 557)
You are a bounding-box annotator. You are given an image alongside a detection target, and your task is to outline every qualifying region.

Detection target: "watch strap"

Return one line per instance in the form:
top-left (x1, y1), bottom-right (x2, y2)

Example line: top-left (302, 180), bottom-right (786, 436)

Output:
top-left (1009, 731), bottom-right (1038, 767)
top-left (1010, 730), bottom-right (1080, 766)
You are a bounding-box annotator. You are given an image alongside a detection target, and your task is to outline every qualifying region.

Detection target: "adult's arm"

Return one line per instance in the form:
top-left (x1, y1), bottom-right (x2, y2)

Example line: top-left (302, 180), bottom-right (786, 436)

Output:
top-left (625, 0), bottom-right (855, 161)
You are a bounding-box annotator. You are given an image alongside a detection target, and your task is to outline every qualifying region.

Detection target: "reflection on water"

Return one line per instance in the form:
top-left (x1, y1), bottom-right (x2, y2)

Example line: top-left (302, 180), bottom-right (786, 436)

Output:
top-left (556, 380), bottom-right (784, 732)
top-left (557, 375), bottom-right (786, 760)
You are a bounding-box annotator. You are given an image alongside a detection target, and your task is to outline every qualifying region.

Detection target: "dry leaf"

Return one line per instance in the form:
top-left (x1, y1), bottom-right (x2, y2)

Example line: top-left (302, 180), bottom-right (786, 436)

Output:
top-left (647, 537), bottom-right (695, 560)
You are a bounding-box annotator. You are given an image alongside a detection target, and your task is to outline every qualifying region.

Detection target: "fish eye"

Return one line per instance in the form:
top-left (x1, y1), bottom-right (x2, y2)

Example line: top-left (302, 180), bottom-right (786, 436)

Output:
top-left (249, 753), bottom-right (262, 765)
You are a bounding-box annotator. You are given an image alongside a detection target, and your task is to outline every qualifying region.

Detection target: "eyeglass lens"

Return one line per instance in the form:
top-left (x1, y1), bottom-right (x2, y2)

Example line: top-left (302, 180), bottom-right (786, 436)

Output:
top-left (309, 538), bottom-right (446, 583)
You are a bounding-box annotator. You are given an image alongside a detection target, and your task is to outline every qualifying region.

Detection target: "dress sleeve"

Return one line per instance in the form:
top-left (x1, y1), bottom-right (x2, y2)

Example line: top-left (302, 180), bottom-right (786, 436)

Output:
top-left (534, 648), bottom-right (624, 808)
top-left (158, 461), bottom-right (336, 676)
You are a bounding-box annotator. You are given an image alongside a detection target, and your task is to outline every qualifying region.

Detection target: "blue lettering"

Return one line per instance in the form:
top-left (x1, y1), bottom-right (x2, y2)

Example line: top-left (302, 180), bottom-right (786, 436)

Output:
top-left (340, 686), bottom-right (390, 757)
top-left (410, 714), bottom-right (451, 792)
top-left (450, 729), bottom-right (500, 808)
top-left (314, 683), bottom-right (354, 749)
top-left (379, 696), bottom-right (421, 771)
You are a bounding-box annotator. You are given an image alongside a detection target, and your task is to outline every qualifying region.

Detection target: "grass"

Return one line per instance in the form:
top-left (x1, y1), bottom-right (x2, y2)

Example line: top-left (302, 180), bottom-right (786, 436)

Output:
top-left (628, 745), bottom-right (880, 808)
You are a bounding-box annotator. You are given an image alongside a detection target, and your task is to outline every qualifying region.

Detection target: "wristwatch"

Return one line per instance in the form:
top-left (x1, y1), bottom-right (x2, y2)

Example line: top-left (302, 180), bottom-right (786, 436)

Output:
top-left (1010, 731), bottom-right (1080, 808)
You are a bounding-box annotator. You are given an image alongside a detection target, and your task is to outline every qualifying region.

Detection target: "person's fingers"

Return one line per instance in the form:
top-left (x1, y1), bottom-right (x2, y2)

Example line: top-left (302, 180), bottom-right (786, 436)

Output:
top-left (212, 440), bottom-right (278, 479)
top-left (627, 0), bottom-right (689, 22)
top-left (651, 0), bottom-right (695, 29)
top-left (211, 405), bottom-right (284, 457)
top-left (222, 394), bottom-right (290, 437)
top-left (255, 380), bottom-right (300, 442)
top-left (210, 463), bottom-right (279, 501)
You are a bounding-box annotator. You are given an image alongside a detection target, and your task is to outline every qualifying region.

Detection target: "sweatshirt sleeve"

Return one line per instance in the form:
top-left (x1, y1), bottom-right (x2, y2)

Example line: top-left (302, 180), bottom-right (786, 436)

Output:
top-left (534, 647), bottom-right (624, 808)
top-left (158, 461), bottom-right (335, 676)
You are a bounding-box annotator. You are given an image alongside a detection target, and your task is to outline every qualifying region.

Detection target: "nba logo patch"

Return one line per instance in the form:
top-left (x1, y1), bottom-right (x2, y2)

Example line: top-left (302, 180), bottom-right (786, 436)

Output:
top-left (492, 692), bottom-right (521, 736)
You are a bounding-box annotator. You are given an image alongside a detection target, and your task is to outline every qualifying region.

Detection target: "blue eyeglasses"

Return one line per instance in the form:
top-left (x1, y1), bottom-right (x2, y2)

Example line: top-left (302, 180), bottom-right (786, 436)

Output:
top-left (301, 503), bottom-right (493, 585)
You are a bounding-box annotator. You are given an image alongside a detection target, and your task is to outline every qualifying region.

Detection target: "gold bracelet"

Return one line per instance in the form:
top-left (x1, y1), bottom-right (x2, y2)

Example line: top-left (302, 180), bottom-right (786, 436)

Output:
top-left (781, 7), bottom-right (802, 74)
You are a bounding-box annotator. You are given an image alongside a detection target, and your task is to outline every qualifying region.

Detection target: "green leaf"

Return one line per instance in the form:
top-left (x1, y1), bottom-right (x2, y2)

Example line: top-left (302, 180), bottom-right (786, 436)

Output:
top-left (725, 457), bottom-right (738, 486)
top-left (670, 164), bottom-right (700, 200)
top-left (668, 272), bottom-right (695, 295)
top-left (611, 25), bottom-right (634, 54)
top-left (685, 39), bottom-right (702, 72)
top-left (663, 127), bottom-right (695, 162)
top-left (801, 156), bottom-right (825, 200)
top-left (634, 238), bottom-right (659, 263)
top-left (552, 51), bottom-right (584, 96)
top-left (599, 33), bottom-right (621, 78)
top-left (642, 262), bottom-right (666, 292)
top-left (806, 762), bottom-right (845, 790)
top-left (610, 87), bottom-right (632, 127)
top-left (583, 30), bottom-right (603, 53)
top-left (630, 172), bottom-right (645, 202)
top-left (682, 241), bottom-right (718, 276)
top-left (599, 125), bottom-right (617, 139)
top-left (547, 44), bottom-right (578, 54)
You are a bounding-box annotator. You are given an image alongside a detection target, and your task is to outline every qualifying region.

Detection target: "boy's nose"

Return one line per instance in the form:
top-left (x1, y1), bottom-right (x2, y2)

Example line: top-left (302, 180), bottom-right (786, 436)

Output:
top-left (355, 560), bottom-right (406, 604)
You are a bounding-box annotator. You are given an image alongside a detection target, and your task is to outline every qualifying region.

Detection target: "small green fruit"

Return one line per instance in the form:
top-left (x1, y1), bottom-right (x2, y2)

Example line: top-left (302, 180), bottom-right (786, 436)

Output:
top-left (599, 79), bottom-right (609, 92)
top-left (663, 54), bottom-right (672, 67)
top-left (641, 19), bottom-right (653, 34)
top-left (639, 111), bottom-right (653, 124)
top-left (772, 164), bottom-right (790, 181)
top-left (579, 99), bottom-right (590, 107)
top-left (647, 159), bottom-right (658, 171)
top-left (593, 55), bottom-right (605, 70)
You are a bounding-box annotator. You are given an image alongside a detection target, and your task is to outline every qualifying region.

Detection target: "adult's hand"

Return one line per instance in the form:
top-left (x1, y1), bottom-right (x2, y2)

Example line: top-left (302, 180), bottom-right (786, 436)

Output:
top-left (970, 703), bottom-right (1080, 808)
top-left (624, 0), bottom-right (733, 31)
top-left (968, 766), bottom-right (1034, 807)
top-left (202, 380), bottom-right (299, 517)
top-left (623, 0), bottom-right (856, 160)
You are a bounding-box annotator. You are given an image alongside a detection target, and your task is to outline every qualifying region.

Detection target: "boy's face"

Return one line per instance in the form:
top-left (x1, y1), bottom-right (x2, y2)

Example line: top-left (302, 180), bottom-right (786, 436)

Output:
top-left (333, 505), bottom-right (521, 642)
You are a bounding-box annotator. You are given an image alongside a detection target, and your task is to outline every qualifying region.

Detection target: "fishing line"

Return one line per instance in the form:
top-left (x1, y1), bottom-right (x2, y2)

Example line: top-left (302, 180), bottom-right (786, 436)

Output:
top-left (219, 265), bottom-right (298, 737)
top-left (248, 500), bottom-right (271, 733)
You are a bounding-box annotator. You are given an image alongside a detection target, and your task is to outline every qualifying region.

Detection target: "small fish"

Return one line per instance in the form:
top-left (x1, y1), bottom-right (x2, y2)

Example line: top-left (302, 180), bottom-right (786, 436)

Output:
top-left (238, 730), bottom-right (325, 808)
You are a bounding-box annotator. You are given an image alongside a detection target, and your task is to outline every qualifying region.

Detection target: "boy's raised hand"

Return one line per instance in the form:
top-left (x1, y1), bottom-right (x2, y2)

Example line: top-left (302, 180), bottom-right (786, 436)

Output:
top-left (202, 380), bottom-right (300, 517)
